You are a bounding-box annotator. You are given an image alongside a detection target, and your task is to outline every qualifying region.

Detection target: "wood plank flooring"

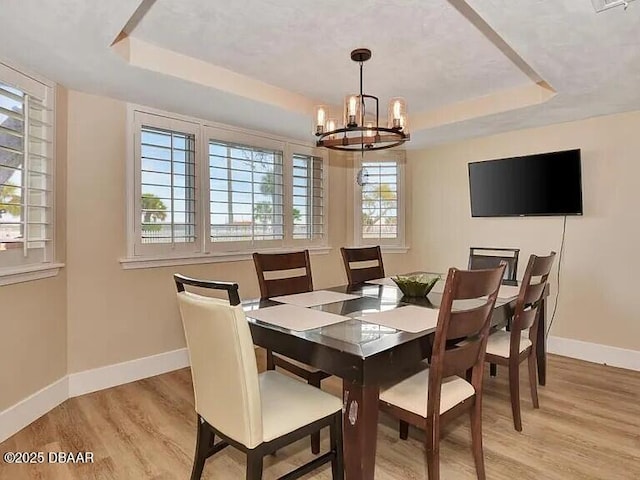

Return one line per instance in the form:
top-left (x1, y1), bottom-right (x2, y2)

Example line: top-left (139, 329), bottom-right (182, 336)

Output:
top-left (1, 354), bottom-right (639, 479)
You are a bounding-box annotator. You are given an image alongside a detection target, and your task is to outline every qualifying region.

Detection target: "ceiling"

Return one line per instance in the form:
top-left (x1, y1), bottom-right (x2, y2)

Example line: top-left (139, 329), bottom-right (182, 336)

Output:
top-left (0, 0), bottom-right (639, 148)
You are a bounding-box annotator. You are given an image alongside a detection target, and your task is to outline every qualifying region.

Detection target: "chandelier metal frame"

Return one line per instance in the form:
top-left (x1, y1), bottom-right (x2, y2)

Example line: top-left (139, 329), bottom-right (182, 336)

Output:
top-left (314, 48), bottom-right (410, 152)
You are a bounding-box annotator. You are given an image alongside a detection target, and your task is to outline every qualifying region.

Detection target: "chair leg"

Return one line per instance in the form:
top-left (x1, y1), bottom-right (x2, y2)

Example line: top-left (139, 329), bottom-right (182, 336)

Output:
top-left (425, 421), bottom-right (439, 480)
top-left (489, 363), bottom-right (497, 377)
top-left (399, 420), bottom-right (409, 440)
top-left (191, 416), bottom-right (214, 480)
top-left (266, 349), bottom-right (275, 371)
top-left (246, 451), bottom-right (263, 480)
top-left (330, 412), bottom-right (345, 480)
top-left (309, 375), bottom-right (322, 454)
top-left (508, 361), bottom-right (522, 432)
top-left (469, 399), bottom-right (486, 480)
top-left (527, 353), bottom-right (540, 409)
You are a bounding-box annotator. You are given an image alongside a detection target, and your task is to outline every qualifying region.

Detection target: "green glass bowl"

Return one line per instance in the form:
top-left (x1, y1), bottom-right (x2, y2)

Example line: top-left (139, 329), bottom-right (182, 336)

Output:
top-left (391, 274), bottom-right (441, 297)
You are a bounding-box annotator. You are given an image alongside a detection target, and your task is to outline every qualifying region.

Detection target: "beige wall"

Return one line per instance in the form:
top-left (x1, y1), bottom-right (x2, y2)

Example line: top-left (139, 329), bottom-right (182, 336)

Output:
top-left (65, 91), bottom-right (413, 373)
top-left (408, 110), bottom-right (640, 352)
top-left (0, 87), bottom-right (68, 411)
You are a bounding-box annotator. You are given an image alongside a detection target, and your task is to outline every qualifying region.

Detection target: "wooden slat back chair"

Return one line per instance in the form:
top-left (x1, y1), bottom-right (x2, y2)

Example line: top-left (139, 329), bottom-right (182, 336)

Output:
top-left (379, 264), bottom-right (505, 480)
top-left (469, 247), bottom-right (520, 285)
top-left (484, 252), bottom-right (556, 432)
top-left (253, 250), bottom-right (313, 298)
top-left (340, 246), bottom-right (385, 285)
top-left (174, 274), bottom-right (344, 480)
top-left (252, 250), bottom-right (330, 454)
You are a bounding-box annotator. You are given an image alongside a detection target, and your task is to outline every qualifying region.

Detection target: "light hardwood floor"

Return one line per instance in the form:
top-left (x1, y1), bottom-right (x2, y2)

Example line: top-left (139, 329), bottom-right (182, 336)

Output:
top-left (1, 354), bottom-right (639, 480)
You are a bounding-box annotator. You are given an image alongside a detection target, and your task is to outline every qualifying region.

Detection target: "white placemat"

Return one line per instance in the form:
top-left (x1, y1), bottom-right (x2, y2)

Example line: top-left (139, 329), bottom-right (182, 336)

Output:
top-left (364, 277), bottom-right (396, 286)
top-left (498, 284), bottom-right (520, 299)
top-left (356, 305), bottom-right (440, 333)
top-left (248, 304), bottom-right (349, 331)
top-left (270, 290), bottom-right (362, 307)
top-left (429, 280), bottom-right (520, 299)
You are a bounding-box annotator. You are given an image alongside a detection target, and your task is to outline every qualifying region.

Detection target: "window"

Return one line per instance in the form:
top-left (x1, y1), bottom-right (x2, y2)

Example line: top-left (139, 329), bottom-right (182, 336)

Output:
top-left (132, 113), bottom-right (200, 256)
top-left (354, 152), bottom-right (405, 247)
top-left (292, 153), bottom-right (324, 241)
top-left (209, 140), bottom-right (284, 245)
top-left (140, 126), bottom-right (196, 245)
top-left (127, 107), bottom-right (328, 265)
top-left (0, 63), bottom-right (56, 277)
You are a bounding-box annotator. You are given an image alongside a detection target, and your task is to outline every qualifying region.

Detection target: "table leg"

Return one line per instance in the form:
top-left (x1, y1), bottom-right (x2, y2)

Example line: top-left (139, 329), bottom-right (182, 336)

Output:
top-left (537, 297), bottom-right (547, 386)
top-left (342, 381), bottom-right (380, 480)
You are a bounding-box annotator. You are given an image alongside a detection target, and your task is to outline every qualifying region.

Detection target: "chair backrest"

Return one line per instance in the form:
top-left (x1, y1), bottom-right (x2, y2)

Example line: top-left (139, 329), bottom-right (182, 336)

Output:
top-left (469, 247), bottom-right (520, 284)
top-left (174, 275), bottom-right (263, 449)
top-left (252, 250), bottom-right (313, 299)
top-left (509, 252), bottom-right (556, 354)
top-left (428, 264), bottom-right (505, 419)
top-left (340, 246), bottom-right (385, 285)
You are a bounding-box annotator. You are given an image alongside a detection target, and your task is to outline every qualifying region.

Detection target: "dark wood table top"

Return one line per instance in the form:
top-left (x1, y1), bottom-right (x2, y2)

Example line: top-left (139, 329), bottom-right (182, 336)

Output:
top-left (245, 276), bottom-right (515, 386)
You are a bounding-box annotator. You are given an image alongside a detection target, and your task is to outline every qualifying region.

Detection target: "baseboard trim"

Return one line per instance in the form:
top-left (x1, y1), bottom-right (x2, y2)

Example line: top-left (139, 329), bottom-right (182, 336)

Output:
top-left (68, 348), bottom-right (190, 398)
top-left (0, 376), bottom-right (68, 443)
top-left (548, 336), bottom-right (640, 371)
top-left (2, 339), bottom-right (638, 444)
top-left (0, 348), bottom-right (189, 443)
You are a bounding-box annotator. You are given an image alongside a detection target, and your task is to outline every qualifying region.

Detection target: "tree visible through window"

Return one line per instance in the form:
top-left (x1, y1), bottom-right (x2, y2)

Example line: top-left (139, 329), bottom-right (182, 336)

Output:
top-left (361, 161), bottom-right (398, 240)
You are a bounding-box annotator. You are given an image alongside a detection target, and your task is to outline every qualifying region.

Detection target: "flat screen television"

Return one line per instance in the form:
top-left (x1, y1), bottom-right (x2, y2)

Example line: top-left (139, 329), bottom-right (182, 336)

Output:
top-left (468, 149), bottom-right (583, 217)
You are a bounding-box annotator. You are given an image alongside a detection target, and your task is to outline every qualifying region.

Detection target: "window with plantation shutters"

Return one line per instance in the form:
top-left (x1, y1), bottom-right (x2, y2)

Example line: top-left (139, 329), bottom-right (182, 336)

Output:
top-left (140, 126), bottom-right (196, 244)
top-left (126, 107), bottom-right (328, 266)
top-left (292, 153), bottom-right (324, 240)
top-left (0, 70), bottom-right (54, 271)
top-left (209, 140), bottom-right (284, 245)
top-left (132, 112), bottom-right (200, 256)
top-left (354, 153), bottom-right (405, 248)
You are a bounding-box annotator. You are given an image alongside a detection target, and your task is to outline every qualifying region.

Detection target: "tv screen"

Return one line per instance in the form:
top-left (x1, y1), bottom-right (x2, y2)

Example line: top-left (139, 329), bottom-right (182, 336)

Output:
top-left (468, 149), bottom-right (583, 217)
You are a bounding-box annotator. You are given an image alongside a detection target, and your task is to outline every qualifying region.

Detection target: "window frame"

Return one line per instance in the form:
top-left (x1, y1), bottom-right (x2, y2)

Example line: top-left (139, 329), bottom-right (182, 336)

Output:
top-left (0, 61), bottom-right (62, 285)
top-left (124, 105), bottom-right (329, 268)
top-left (352, 150), bottom-right (406, 249)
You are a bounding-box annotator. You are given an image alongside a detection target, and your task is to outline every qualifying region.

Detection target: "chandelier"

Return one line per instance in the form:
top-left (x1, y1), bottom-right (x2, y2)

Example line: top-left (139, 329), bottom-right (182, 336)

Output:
top-left (313, 48), bottom-right (410, 152)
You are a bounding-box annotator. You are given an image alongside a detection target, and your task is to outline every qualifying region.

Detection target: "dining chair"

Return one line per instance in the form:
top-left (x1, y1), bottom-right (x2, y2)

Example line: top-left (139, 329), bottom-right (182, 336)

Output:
top-left (340, 246), bottom-right (385, 285)
top-left (469, 247), bottom-right (520, 378)
top-left (379, 263), bottom-right (505, 480)
top-left (174, 274), bottom-right (344, 480)
top-left (484, 252), bottom-right (556, 432)
top-left (468, 247), bottom-right (520, 285)
top-left (252, 250), bottom-right (330, 454)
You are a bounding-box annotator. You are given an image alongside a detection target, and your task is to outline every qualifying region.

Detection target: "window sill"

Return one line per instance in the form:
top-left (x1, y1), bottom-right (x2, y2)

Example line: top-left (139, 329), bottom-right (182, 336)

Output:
top-left (0, 263), bottom-right (65, 286)
top-left (120, 246), bottom-right (332, 270)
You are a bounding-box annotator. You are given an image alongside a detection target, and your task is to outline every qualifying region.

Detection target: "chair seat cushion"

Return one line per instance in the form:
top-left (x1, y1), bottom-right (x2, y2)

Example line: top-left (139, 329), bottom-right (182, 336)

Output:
top-left (260, 371), bottom-right (341, 442)
top-left (380, 363), bottom-right (475, 417)
top-left (486, 330), bottom-right (532, 358)
top-left (273, 353), bottom-right (323, 373)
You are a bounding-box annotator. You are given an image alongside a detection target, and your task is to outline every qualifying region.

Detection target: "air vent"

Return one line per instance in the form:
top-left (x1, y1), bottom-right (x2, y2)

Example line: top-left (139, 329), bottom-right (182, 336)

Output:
top-left (591, 0), bottom-right (635, 12)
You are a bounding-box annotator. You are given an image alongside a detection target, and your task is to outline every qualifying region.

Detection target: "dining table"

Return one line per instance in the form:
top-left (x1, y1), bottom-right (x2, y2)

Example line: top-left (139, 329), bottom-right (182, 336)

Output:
top-left (244, 274), bottom-right (548, 480)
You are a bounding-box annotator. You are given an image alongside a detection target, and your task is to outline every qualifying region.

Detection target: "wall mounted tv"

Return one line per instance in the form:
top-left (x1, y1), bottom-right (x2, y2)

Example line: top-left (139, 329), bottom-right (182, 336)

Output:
top-left (468, 149), bottom-right (583, 217)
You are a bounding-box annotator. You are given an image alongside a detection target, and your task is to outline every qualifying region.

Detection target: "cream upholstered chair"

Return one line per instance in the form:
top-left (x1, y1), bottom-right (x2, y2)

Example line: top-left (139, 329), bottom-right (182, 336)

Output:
top-left (484, 252), bottom-right (556, 432)
top-left (174, 274), bottom-right (344, 480)
top-left (379, 264), bottom-right (505, 480)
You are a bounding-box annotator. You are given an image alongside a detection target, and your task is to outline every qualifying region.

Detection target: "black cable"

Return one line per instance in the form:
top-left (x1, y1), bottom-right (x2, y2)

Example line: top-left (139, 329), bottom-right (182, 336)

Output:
top-left (546, 215), bottom-right (567, 338)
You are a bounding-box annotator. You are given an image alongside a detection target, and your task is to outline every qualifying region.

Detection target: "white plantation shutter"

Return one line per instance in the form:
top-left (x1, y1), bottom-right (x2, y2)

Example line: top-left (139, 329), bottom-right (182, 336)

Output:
top-left (361, 160), bottom-right (399, 240)
top-left (133, 112), bottom-right (200, 256)
top-left (209, 140), bottom-right (284, 246)
top-left (0, 69), bottom-right (54, 269)
top-left (292, 153), bottom-right (324, 241)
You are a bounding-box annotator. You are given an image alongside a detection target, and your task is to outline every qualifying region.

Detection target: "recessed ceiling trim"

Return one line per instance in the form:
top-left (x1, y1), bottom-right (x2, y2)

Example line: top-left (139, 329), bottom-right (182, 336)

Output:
top-left (447, 0), bottom-right (550, 86)
top-left (412, 81), bottom-right (556, 131)
top-left (110, 0), bottom-right (157, 46)
top-left (112, 36), bottom-right (314, 115)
